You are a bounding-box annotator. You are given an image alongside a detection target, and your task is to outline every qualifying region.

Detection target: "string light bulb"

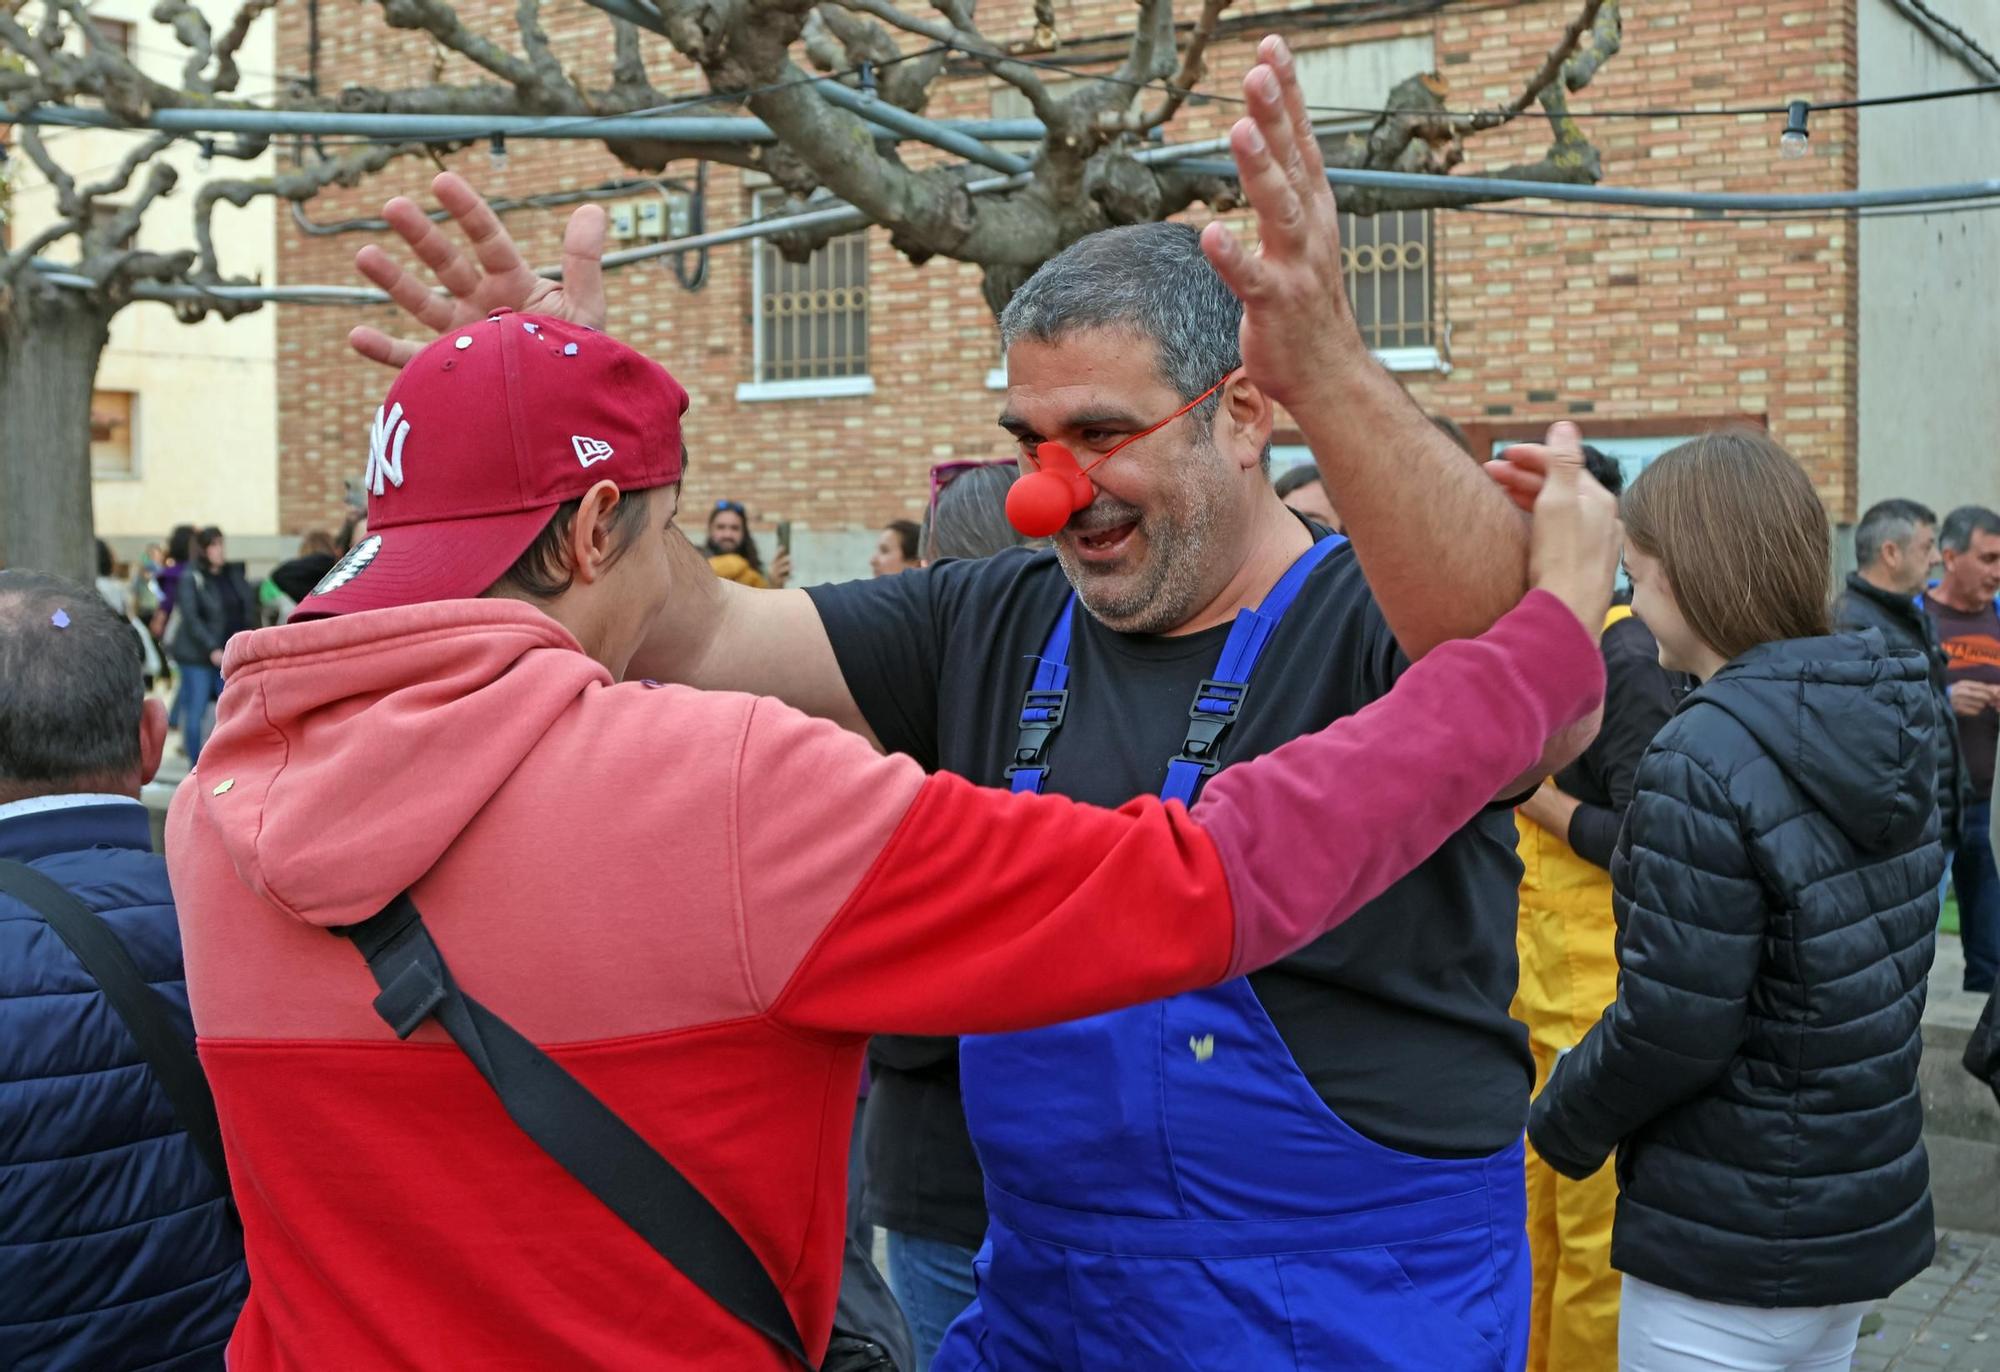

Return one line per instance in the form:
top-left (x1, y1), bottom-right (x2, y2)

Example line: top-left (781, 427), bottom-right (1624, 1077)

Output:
top-left (1780, 101), bottom-right (1810, 160)
top-left (197, 138), bottom-right (215, 169)
top-left (488, 133), bottom-right (508, 172)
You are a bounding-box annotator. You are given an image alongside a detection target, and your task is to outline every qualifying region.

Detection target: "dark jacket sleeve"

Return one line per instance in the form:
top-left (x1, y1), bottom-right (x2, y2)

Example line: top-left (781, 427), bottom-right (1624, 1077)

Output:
top-left (1566, 618), bottom-right (1677, 869)
top-left (1528, 741), bottom-right (1768, 1179)
top-left (173, 571), bottom-right (228, 660)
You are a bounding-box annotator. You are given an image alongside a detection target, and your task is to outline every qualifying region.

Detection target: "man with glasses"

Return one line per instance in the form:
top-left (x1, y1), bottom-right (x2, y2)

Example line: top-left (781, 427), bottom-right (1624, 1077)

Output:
top-left (347, 37), bottom-right (1597, 1368)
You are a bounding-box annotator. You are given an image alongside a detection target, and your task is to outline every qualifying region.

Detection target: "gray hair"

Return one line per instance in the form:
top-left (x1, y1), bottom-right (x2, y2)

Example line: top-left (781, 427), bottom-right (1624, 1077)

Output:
top-left (923, 464), bottom-right (1035, 563)
top-left (1853, 498), bottom-right (1937, 568)
top-left (1940, 504), bottom-right (2000, 554)
top-left (0, 570), bottom-right (146, 795)
top-left (1001, 222), bottom-right (1244, 431)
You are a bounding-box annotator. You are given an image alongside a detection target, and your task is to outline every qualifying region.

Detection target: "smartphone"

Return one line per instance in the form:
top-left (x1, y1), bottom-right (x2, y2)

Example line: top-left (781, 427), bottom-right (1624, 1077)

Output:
top-left (776, 520), bottom-right (792, 556)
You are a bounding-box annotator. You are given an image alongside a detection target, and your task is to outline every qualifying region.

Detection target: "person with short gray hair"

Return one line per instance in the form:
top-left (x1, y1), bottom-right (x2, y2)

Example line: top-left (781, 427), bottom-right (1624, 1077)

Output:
top-left (1926, 503), bottom-right (2000, 994)
top-left (920, 461), bottom-right (1035, 564)
top-left (1836, 497), bottom-right (1967, 853)
top-left (0, 570), bottom-right (247, 1367)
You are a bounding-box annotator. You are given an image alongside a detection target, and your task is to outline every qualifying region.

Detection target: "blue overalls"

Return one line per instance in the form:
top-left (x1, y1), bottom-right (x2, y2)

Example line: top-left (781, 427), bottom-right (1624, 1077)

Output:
top-left (934, 537), bottom-right (1529, 1371)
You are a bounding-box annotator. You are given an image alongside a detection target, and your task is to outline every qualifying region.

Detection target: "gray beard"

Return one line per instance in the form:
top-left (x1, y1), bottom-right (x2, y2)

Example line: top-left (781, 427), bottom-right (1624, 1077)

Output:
top-left (1058, 492), bottom-right (1226, 636)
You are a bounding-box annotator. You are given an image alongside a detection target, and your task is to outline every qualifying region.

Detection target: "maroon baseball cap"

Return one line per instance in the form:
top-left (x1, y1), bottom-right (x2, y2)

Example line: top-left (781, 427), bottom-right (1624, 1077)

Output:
top-left (293, 310), bottom-right (688, 620)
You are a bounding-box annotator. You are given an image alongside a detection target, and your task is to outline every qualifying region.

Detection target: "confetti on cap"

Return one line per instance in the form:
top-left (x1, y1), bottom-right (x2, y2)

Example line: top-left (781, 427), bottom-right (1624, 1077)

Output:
top-left (50, 609), bottom-right (70, 629)
top-left (563, 343), bottom-right (579, 356)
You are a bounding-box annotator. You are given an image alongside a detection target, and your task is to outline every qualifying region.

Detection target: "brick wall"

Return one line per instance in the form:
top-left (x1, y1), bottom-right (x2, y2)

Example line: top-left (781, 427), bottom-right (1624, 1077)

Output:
top-left (274, 0), bottom-right (1862, 551)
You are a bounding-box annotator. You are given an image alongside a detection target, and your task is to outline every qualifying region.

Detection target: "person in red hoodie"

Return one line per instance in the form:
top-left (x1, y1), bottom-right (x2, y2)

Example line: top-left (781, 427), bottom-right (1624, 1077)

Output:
top-left (167, 116), bottom-right (1616, 1372)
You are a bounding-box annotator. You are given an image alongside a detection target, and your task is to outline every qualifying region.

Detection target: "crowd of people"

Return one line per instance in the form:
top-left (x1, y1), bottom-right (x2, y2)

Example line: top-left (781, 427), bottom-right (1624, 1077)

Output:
top-left (6, 34), bottom-right (2000, 1372)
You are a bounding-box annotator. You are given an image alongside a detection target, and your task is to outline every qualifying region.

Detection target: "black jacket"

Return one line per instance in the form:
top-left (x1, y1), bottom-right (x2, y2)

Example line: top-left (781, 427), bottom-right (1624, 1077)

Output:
top-left (1528, 630), bottom-right (1945, 1309)
top-left (861, 1035), bottom-right (985, 1248)
top-left (171, 563), bottom-right (257, 664)
top-left (1555, 612), bottom-right (1680, 869)
top-left (1835, 572), bottom-right (1970, 849)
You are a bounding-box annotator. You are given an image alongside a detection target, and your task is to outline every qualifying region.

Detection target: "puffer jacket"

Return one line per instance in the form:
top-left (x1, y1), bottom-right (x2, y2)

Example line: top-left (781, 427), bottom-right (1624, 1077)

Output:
top-left (1834, 572), bottom-right (1970, 849)
top-left (1528, 629), bottom-right (1945, 1309)
top-left (0, 801), bottom-right (247, 1370)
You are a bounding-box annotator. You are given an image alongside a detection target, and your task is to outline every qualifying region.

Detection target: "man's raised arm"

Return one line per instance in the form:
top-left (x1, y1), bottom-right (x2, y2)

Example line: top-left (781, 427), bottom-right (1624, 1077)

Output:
top-left (1200, 36), bottom-right (1531, 663)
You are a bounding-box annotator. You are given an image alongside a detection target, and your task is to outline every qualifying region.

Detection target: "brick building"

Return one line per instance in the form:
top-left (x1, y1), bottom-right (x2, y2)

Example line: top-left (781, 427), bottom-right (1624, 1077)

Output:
top-left (272, 0), bottom-right (2000, 582)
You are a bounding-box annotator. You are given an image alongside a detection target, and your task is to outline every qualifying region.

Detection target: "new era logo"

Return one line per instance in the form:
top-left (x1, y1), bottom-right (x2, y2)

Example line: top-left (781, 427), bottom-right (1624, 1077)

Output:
top-left (572, 435), bottom-right (614, 468)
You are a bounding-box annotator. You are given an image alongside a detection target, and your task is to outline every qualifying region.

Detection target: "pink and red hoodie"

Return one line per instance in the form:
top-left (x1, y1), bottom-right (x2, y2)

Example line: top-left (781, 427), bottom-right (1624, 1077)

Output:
top-left (166, 590), bottom-right (1601, 1370)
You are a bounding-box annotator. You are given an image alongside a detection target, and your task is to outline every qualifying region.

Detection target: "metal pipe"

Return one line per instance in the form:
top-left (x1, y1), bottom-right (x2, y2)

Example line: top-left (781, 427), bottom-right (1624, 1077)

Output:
top-left (1171, 158), bottom-right (2000, 212)
top-left (0, 104), bottom-right (1048, 144)
top-left (810, 80), bottom-right (1030, 175)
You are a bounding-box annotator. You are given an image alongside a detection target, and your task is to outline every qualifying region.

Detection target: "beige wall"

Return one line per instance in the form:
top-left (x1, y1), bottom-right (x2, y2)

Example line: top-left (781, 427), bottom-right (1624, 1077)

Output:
top-left (1857, 0), bottom-right (2000, 518)
top-left (8, 0), bottom-right (279, 544)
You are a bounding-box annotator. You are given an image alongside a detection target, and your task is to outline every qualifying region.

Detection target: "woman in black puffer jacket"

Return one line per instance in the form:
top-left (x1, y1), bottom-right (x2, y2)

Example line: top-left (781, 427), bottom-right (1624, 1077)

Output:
top-left (1524, 430), bottom-right (1945, 1372)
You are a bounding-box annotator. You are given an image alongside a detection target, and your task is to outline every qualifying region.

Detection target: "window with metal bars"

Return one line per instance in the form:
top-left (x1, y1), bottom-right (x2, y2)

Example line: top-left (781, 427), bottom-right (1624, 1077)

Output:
top-left (751, 191), bottom-right (870, 383)
top-left (1338, 209), bottom-right (1433, 353)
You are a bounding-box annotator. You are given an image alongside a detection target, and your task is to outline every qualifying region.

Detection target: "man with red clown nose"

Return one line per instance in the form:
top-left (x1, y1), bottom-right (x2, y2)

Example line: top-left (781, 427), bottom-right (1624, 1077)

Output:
top-left (348, 36), bottom-right (1600, 1370)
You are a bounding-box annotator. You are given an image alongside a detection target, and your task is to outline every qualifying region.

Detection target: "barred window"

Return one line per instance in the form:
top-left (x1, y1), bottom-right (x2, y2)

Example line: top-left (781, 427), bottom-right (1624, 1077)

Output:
top-left (752, 190), bottom-right (869, 383)
top-left (1339, 209), bottom-right (1432, 353)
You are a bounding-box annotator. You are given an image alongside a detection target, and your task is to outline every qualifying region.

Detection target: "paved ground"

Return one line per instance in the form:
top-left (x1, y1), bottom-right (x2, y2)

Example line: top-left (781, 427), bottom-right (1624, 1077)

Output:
top-left (1857, 1231), bottom-right (2000, 1371)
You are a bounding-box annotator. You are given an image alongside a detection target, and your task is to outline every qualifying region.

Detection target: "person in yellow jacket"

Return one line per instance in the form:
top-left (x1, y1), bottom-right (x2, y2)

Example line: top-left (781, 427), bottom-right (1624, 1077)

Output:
top-left (1515, 449), bottom-right (1680, 1372)
top-left (704, 499), bottom-right (790, 589)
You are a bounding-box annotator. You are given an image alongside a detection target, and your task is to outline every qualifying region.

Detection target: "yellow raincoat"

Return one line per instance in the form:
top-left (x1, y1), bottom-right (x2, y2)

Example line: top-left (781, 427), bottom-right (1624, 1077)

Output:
top-left (1515, 605), bottom-right (1631, 1372)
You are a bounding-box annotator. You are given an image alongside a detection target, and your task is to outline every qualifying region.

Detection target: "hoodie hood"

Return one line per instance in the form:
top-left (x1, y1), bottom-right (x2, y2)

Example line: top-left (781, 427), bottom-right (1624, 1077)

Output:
top-left (1691, 629), bottom-right (1937, 853)
top-left (184, 600), bottom-right (608, 928)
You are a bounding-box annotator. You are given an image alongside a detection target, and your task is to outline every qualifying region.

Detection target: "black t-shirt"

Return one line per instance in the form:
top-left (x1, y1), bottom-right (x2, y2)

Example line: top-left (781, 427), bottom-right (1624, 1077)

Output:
top-left (809, 535), bottom-right (1533, 1156)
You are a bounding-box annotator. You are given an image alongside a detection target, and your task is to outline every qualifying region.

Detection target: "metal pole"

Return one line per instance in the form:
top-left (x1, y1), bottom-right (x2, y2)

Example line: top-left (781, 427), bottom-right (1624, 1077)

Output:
top-left (0, 103), bottom-right (1048, 145)
top-left (1169, 158), bottom-right (2000, 212)
top-left (810, 80), bottom-right (1030, 176)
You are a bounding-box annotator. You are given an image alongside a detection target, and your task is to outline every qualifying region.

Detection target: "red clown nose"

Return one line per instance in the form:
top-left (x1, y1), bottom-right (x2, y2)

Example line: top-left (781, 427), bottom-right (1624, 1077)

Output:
top-left (1006, 442), bottom-right (1096, 538)
top-left (1001, 372), bottom-right (1237, 539)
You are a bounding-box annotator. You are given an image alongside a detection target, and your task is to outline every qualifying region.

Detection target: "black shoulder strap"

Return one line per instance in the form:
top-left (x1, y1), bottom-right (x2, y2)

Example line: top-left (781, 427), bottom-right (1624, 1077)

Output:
top-left (0, 858), bottom-right (232, 1192)
top-left (336, 893), bottom-right (812, 1368)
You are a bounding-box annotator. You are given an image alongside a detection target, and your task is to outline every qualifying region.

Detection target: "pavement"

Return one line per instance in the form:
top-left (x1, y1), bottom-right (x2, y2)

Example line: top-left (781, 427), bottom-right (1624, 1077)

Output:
top-left (1858, 1231), bottom-right (2000, 1370)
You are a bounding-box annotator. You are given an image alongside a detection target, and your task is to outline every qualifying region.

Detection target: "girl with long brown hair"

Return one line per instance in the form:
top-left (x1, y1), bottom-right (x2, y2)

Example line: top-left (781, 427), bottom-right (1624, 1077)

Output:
top-left (1505, 430), bottom-right (1947, 1371)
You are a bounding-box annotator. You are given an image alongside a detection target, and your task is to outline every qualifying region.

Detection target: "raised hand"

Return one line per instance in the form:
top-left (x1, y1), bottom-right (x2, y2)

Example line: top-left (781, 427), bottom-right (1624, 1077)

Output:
top-left (1199, 35), bottom-right (1366, 416)
top-left (347, 173), bottom-right (610, 370)
top-left (1521, 422), bottom-right (1622, 634)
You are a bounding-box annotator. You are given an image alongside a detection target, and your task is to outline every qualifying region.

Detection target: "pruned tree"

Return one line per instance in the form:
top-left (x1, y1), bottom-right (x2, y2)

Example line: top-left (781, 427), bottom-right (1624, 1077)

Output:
top-left (0, 0), bottom-right (1622, 579)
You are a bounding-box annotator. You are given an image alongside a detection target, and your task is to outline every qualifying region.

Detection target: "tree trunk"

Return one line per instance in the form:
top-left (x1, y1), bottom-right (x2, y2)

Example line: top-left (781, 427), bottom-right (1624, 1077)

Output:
top-left (0, 275), bottom-right (114, 583)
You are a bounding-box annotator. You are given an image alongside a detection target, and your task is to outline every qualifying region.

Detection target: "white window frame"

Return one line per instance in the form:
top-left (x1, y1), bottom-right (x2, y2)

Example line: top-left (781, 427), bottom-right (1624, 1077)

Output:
top-left (737, 190), bottom-right (872, 402)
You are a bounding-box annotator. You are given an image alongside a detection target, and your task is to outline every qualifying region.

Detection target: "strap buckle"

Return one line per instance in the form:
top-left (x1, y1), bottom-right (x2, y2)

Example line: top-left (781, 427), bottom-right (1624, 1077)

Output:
top-left (1004, 688), bottom-right (1068, 780)
top-left (336, 899), bottom-right (447, 1039)
top-left (1177, 677), bottom-right (1247, 774)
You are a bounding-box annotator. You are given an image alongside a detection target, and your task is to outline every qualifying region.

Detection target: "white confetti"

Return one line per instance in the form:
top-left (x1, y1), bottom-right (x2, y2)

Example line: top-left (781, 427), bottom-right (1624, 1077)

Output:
top-left (454, 336), bottom-right (473, 350)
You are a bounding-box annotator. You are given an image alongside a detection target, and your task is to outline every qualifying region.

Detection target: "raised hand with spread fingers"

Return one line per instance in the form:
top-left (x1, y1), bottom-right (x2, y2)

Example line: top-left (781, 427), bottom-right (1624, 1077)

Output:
top-left (348, 172), bottom-right (609, 370)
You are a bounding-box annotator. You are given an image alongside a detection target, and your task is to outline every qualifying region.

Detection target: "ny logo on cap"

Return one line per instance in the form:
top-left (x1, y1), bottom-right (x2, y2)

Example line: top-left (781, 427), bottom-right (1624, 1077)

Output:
top-left (367, 402), bottom-right (411, 496)
top-left (572, 435), bottom-right (614, 468)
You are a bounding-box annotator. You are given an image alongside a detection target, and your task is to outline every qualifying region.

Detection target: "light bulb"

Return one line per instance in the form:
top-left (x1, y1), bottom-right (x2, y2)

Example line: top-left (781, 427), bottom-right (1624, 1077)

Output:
top-left (488, 134), bottom-right (508, 173)
top-left (197, 138), bottom-right (214, 169)
top-left (1779, 101), bottom-right (1810, 160)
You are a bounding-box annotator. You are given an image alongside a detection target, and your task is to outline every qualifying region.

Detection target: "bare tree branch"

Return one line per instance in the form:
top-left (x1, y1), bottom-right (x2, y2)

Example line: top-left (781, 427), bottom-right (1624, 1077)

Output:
top-left (1561, 0), bottom-right (1622, 92)
top-left (17, 127), bottom-right (78, 220)
top-left (809, 3), bottom-right (942, 111)
top-left (377, 0), bottom-right (540, 91)
top-left (192, 142), bottom-right (421, 279)
top-left (513, 0), bottom-right (571, 98)
top-left (209, 0), bottom-right (282, 93)
top-left (831, 0), bottom-right (1059, 124)
top-left (89, 158), bottom-right (179, 272)
top-left (80, 130), bottom-right (178, 202)
top-left (1463, 0), bottom-right (1607, 133)
top-left (611, 16), bottom-right (650, 98)
top-left (1142, 0), bottom-right (1232, 132)
top-left (2, 218), bottom-right (86, 282)
top-left (149, 0), bottom-right (217, 91)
